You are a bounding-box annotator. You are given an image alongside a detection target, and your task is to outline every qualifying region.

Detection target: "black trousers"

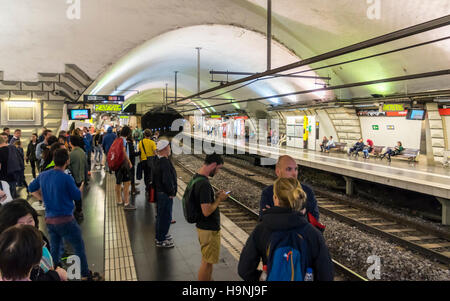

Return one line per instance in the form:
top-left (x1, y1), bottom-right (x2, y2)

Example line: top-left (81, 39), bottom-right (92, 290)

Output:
top-left (30, 159), bottom-right (38, 178)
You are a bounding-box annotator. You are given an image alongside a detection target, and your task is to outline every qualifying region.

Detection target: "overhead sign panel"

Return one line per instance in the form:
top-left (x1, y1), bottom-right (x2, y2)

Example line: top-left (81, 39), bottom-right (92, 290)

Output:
top-left (383, 104), bottom-right (404, 112)
top-left (84, 95), bottom-right (125, 102)
top-left (94, 104), bottom-right (123, 112)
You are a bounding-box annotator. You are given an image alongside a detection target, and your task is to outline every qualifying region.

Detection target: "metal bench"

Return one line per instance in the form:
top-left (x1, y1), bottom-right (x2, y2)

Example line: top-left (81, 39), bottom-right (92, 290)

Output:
top-left (369, 146), bottom-right (385, 158)
top-left (328, 142), bottom-right (347, 153)
top-left (386, 147), bottom-right (420, 162)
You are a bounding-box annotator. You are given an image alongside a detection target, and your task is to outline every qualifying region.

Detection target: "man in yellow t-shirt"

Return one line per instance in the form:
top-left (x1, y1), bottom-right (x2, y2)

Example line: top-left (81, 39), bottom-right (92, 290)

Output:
top-left (138, 129), bottom-right (157, 191)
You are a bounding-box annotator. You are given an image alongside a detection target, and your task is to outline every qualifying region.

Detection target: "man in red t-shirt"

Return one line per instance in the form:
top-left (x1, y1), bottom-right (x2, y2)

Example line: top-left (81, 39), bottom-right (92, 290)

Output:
top-left (363, 139), bottom-right (374, 159)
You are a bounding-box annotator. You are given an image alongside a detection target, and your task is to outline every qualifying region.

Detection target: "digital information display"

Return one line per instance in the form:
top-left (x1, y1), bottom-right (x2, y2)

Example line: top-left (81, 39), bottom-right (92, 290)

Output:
top-left (94, 104), bottom-right (123, 112)
top-left (84, 95), bottom-right (125, 102)
top-left (406, 109), bottom-right (426, 120)
top-left (69, 109), bottom-right (91, 120)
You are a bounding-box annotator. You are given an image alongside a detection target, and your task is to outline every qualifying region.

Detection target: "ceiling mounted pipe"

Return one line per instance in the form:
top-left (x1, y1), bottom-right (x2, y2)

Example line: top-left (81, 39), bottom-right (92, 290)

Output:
top-left (178, 69), bottom-right (450, 113)
top-left (172, 15), bottom-right (450, 105)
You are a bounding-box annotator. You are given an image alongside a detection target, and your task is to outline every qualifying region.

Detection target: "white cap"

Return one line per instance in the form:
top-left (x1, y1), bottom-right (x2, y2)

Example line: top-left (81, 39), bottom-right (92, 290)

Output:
top-left (156, 139), bottom-right (170, 151)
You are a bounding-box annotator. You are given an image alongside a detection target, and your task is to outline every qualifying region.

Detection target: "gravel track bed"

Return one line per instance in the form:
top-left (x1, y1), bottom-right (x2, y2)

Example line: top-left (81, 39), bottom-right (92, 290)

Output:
top-left (223, 156), bottom-right (450, 235)
top-left (174, 154), bottom-right (450, 280)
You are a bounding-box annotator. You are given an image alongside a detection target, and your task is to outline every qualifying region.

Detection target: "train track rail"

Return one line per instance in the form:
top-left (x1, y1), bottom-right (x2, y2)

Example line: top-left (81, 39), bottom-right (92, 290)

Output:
top-left (173, 157), bottom-right (368, 281)
top-left (210, 154), bottom-right (450, 267)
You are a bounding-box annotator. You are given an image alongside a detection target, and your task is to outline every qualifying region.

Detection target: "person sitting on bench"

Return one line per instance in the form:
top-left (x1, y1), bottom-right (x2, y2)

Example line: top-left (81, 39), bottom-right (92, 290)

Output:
top-left (381, 141), bottom-right (404, 162)
top-left (348, 138), bottom-right (365, 157)
top-left (362, 139), bottom-right (374, 159)
top-left (324, 136), bottom-right (335, 153)
top-left (319, 136), bottom-right (328, 152)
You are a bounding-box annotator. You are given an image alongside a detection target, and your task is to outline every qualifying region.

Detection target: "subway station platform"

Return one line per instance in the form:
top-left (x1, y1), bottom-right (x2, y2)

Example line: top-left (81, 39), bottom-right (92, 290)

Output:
top-left (180, 133), bottom-right (450, 224)
top-left (24, 164), bottom-right (242, 281)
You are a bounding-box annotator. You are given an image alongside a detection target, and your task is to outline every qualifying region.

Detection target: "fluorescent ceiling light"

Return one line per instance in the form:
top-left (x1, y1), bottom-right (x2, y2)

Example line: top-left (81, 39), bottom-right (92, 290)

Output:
top-left (434, 98), bottom-right (450, 103)
top-left (7, 101), bottom-right (35, 107)
top-left (355, 104), bottom-right (376, 108)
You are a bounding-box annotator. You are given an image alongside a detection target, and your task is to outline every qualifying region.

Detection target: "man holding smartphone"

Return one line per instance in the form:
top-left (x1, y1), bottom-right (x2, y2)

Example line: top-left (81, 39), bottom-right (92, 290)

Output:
top-left (191, 153), bottom-right (228, 281)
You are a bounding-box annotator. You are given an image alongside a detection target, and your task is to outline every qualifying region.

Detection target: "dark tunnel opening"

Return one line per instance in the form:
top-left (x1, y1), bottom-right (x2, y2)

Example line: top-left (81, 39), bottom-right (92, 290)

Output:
top-left (141, 106), bottom-right (184, 138)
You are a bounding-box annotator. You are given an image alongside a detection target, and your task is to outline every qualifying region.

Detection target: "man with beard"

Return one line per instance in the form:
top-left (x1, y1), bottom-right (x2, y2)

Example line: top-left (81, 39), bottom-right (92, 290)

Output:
top-left (190, 154), bottom-right (228, 281)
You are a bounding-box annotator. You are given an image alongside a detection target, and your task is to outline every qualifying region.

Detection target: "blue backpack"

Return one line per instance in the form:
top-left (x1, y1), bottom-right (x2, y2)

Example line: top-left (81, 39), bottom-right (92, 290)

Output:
top-left (266, 225), bottom-right (311, 281)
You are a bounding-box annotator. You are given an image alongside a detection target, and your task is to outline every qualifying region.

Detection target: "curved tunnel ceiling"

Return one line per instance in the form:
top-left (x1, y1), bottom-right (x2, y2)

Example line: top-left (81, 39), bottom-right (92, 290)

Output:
top-left (88, 24), bottom-right (334, 113)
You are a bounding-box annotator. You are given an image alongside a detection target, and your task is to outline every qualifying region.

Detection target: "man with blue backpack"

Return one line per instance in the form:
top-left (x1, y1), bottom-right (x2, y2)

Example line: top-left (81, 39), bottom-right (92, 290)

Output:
top-left (238, 177), bottom-right (334, 281)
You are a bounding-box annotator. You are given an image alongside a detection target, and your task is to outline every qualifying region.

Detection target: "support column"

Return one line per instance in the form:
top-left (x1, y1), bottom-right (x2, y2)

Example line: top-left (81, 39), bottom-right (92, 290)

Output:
top-left (343, 176), bottom-right (354, 196)
top-left (436, 197), bottom-right (450, 225)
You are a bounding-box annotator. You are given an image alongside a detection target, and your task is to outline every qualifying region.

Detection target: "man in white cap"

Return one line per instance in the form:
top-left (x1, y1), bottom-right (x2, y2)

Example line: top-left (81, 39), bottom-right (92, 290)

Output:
top-left (152, 139), bottom-right (178, 248)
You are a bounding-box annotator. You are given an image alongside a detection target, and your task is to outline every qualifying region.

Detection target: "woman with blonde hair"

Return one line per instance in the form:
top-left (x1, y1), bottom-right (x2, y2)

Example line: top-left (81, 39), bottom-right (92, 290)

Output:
top-left (238, 178), bottom-right (334, 281)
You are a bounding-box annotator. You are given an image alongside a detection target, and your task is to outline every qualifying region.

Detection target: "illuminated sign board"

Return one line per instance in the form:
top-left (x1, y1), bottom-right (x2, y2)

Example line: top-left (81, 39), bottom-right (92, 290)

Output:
top-left (84, 95), bottom-right (125, 102)
top-left (372, 125), bottom-right (379, 130)
top-left (439, 109), bottom-right (450, 116)
top-left (209, 115), bottom-right (221, 119)
top-left (386, 111), bottom-right (407, 117)
top-left (94, 104), bottom-right (123, 112)
top-left (383, 104), bottom-right (404, 112)
top-left (119, 116), bottom-right (129, 119)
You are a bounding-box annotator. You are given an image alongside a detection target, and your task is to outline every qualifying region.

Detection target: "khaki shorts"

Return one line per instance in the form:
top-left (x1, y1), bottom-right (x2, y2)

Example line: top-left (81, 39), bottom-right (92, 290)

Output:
top-left (197, 228), bottom-right (221, 264)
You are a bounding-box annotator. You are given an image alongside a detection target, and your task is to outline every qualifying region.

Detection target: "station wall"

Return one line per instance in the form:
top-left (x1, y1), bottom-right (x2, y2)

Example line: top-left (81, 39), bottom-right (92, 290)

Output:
top-left (359, 117), bottom-right (422, 149)
top-left (316, 109), bottom-right (338, 144)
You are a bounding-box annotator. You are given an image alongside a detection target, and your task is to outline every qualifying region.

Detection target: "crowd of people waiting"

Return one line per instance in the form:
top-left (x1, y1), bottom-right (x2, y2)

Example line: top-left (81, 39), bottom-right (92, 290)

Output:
top-left (0, 124), bottom-right (159, 281)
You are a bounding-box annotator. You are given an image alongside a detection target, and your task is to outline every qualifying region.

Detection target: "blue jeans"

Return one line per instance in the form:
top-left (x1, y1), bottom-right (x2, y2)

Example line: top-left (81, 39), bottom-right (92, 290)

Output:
top-left (47, 219), bottom-right (89, 277)
top-left (325, 145), bottom-right (335, 151)
top-left (94, 146), bottom-right (103, 163)
top-left (155, 192), bottom-right (173, 242)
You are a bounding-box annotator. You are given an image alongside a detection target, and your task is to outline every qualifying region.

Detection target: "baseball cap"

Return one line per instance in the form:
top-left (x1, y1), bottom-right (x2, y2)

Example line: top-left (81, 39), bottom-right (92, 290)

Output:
top-left (156, 139), bottom-right (170, 151)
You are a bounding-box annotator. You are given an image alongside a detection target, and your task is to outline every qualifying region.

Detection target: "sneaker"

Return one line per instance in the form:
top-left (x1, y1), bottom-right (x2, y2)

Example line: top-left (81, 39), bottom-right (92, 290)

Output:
top-left (123, 203), bottom-right (136, 210)
top-left (81, 270), bottom-right (104, 281)
top-left (155, 235), bottom-right (172, 243)
top-left (156, 240), bottom-right (174, 248)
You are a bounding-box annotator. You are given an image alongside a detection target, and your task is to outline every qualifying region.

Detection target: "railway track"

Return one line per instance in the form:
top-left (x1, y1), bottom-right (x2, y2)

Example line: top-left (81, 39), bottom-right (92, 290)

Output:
top-left (173, 157), bottom-right (368, 281)
top-left (211, 154), bottom-right (450, 267)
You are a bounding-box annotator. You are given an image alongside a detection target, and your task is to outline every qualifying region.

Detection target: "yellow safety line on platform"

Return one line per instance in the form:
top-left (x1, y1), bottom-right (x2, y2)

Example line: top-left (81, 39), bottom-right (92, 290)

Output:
top-left (104, 174), bottom-right (137, 281)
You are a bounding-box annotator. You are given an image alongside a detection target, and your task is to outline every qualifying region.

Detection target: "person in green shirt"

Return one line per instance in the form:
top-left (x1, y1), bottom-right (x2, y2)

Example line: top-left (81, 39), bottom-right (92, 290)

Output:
top-left (68, 135), bottom-right (87, 220)
top-left (381, 141), bottom-right (404, 162)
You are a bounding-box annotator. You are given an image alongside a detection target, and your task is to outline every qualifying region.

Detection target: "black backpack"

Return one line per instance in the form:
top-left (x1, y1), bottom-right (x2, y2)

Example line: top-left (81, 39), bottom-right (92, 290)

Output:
top-left (182, 176), bottom-right (207, 223)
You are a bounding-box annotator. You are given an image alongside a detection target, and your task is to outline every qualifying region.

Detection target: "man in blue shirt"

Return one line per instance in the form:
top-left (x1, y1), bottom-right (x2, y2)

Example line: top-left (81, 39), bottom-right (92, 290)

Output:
top-left (259, 155), bottom-right (320, 222)
top-left (29, 148), bottom-right (101, 281)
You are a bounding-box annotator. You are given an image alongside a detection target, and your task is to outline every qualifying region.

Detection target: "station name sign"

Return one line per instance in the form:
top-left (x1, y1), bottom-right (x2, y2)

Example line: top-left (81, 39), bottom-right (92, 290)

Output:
top-left (94, 104), bottom-right (123, 112)
top-left (84, 95), bottom-right (125, 102)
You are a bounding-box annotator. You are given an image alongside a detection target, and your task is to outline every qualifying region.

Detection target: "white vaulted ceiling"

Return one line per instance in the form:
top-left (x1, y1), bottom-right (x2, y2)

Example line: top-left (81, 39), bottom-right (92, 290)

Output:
top-left (0, 0), bottom-right (449, 113)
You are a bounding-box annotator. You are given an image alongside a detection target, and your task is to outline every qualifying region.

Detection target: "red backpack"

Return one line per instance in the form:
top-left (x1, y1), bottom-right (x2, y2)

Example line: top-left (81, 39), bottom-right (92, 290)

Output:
top-left (107, 138), bottom-right (125, 171)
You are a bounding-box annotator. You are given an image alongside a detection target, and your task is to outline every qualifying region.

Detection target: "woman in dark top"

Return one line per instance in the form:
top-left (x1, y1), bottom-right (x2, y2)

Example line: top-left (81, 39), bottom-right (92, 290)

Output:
top-left (381, 141), bottom-right (404, 162)
top-left (26, 133), bottom-right (39, 178)
top-left (152, 139), bottom-right (177, 248)
top-left (238, 178), bottom-right (334, 281)
top-left (0, 199), bottom-right (67, 281)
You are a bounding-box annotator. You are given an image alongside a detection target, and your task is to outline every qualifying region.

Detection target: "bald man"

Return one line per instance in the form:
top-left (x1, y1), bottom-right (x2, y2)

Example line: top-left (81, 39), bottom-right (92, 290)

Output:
top-left (259, 155), bottom-right (320, 221)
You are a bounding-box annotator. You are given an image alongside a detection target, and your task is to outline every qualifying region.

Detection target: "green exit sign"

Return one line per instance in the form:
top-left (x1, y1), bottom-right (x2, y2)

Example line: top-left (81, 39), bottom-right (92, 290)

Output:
top-left (372, 125), bottom-right (379, 130)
